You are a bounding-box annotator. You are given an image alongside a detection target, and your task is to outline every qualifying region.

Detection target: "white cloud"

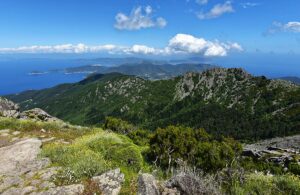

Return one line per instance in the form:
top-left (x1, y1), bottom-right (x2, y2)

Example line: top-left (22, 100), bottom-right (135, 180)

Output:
top-left (266, 21), bottom-right (300, 35)
top-left (0, 34), bottom-right (242, 57)
top-left (197, 1), bottom-right (234, 20)
top-left (166, 34), bottom-right (242, 57)
top-left (114, 6), bottom-right (167, 30)
top-left (283, 22), bottom-right (300, 33)
top-left (196, 0), bottom-right (208, 5)
top-left (241, 2), bottom-right (259, 9)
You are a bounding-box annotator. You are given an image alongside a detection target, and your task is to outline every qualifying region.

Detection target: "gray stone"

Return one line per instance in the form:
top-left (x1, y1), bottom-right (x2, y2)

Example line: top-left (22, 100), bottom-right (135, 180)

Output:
top-left (33, 184), bottom-right (84, 195)
top-left (0, 97), bottom-right (20, 118)
top-left (0, 138), bottom-right (48, 175)
top-left (20, 108), bottom-right (60, 122)
top-left (12, 131), bottom-right (21, 135)
top-left (92, 168), bottom-right (124, 195)
top-left (1, 187), bottom-right (22, 195)
top-left (137, 173), bottom-right (160, 195)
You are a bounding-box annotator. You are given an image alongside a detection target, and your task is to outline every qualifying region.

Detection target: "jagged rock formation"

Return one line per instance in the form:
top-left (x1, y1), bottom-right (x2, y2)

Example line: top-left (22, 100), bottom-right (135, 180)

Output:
top-left (243, 135), bottom-right (300, 167)
top-left (20, 108), bottom-right (61, 122)
top-left (137, 173), bottom-right (160, 195)
top-left (92, 168), bottom-right (125, 195)
top-left (0, 97), bottom-right (20, 118)
top-left (0, 97), bottom-right (61, 123)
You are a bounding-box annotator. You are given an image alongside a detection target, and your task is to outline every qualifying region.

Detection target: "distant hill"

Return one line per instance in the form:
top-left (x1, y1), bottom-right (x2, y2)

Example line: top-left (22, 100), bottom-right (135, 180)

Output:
top-left (63, 62), bottom-right (218, 80)
top-left (8, 68), bottom-right (300, 140)
top-left (276, 77), bottom-right (300, 85)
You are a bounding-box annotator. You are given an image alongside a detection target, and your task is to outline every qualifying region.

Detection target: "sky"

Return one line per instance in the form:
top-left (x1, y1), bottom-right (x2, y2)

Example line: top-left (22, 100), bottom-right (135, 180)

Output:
top-left (0, 0), bottom-right (299, 75)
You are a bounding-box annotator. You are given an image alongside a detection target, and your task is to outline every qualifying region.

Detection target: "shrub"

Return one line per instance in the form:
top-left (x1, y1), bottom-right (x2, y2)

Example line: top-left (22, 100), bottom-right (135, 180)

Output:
top-left (42, 130), bottom-right (144, 185)
top-left (104, 117), bottom-right (135, 134)
top-left (147, 125), bottom-right (242, 172)
top-left (232, 172), bottom-right (300, 195)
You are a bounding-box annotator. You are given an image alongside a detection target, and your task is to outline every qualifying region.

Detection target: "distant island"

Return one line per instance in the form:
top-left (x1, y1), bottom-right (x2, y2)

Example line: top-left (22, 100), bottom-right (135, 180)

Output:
top-left (28, 71), bottom-right (49, 75)
top-left (276, 76), bottom-right (300, 85)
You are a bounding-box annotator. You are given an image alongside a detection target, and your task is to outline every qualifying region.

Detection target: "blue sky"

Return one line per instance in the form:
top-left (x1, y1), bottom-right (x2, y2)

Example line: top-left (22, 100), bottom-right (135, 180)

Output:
top-left (0, 0), bottom-right (299, 67)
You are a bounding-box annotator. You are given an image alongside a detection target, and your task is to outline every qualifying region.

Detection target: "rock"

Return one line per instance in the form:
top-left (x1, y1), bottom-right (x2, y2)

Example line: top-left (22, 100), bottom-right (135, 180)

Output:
top-left (40, 128), bottom-right (47, 133)
top-left (12, 131), bottom-right (20, 135)
top-left (21, 186), bottom-right (37, 194)
top-left (0, 129), bottom-right (10, 137)
top-left (1, 187), bottom-right (22, 195)
top-left (162, 187), bottom-right (180, 195)
top-left (242, 149), bottom-right (261, 159)
top-left (39, 167), bottom-right (60, 181)
top-left (20, 108), bottom-right (60, 122)
top-left (137, 173), bottom-right (160, 195)
top-left (41, 137), bottom-right (56, 143)
top-left (32, 184), bottom-right (84, 195)
top-left (92, 168), bottom-right (125, 195)
top-left (0, 129), bottom-right (10, 134)
top-left (0, 175), bottom-right (23, 193)
top-left (39, 181), bottom-right (56, 189)
top-left (0, 97), bottom-right (20, 118)
top-left (0, 138), bottom-right (46, 175)
top-left (165, 172), bottom-right (220, 195)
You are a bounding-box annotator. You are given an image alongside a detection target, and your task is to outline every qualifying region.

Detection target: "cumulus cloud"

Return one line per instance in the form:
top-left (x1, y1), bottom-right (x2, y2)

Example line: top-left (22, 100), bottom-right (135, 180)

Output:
top-left (196, 0), bottom-right (208, 5)
top-left (166, 34), bottom-right (242, 57)
top-left (114, 6), bottom-right (167, 30)
top-left (197, 1), bottom-right (234, 20)
top-left (266, 21), bottom-right (300, 35)
top-left (0, 34), bottom-right (242, 57)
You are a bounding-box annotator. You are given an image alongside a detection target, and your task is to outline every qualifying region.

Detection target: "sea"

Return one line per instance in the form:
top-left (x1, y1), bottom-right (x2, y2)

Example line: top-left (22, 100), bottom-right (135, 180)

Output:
top-left (0, 58), bottom-right (87, 95)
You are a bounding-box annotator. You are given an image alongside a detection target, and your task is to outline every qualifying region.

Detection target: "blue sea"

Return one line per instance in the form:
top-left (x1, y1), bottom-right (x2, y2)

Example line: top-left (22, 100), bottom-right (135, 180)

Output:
top-left (0, 58), bottom-right (87, 95)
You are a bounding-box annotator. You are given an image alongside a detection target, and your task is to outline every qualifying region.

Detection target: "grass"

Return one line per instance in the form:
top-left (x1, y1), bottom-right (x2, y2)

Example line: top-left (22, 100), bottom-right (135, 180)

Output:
top-left (232, 172), bottom-right (300, 195)
top-left (0, 117), bottom-right (90, 141)
top-left (41, 129), bottom-right (148, 193)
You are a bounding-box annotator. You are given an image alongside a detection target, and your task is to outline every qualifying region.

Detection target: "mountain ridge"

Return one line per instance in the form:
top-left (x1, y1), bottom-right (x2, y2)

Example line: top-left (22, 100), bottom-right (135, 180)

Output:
top-left (7, 67), bottom-right (300, 140)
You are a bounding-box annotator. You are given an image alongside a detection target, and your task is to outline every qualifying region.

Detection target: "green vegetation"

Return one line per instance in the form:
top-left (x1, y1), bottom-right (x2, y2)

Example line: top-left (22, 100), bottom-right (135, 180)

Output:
top-left (7, 69), bottom-right (300, 141)
top-left (147, 125), bottom-right (242, 172)
top-left (232, 172), bottom-right (300, 195)
top-left (0, 117), bottom-right (89, 141)
top-left (42, 130), bottom-right (146, 186)
top-left (2, 115), bottom-right (300, 194)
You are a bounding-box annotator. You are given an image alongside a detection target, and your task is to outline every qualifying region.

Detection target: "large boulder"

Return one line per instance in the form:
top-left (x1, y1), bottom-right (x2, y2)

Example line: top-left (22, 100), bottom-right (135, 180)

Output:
top-left (92, 168), bottom-right (125, 195)
top-left (0, 97), bottom-right (20, 118)
top-left (0, 138), bottom-right (47, 175)
top-left (165, 172), bottom-right (220, 195)
top-left (20, 108), bottom-right (60, 122)
top-left (137, 173), bottom-right (160, 195)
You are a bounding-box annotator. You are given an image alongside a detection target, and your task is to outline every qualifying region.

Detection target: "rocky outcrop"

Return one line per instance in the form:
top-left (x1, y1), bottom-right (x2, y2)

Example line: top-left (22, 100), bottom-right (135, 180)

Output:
top-left (0, 97), bottom-right (20, 118)
top-left (174, 68), bottom-right (253, 106)
top-left (137, 173), bottom-right (160, 195)
top-left (92, 168), bottom-right (125, 195)
top-left (243, 135), bottom-right (300, 166)
top-left (0, 138), bottom-right (84, 195)
top-left (20, 108), bottom-right (60, 122)
top-left (0, 97), bottom-right (60, 123)
top-left (0, 138), bottom-right (46, 175)
top-left (164, 172), bottom-right (220, 195)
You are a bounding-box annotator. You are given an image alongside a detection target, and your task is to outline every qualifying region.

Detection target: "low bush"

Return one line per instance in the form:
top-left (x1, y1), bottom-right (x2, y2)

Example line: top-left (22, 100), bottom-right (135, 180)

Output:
top-left (232, 172), bottom-right (300, 195)
top-left (42, 130), bottom-right (145, 185)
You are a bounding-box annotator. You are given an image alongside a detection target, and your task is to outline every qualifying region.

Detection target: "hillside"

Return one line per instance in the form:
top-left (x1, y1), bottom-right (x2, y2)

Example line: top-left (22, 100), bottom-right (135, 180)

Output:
top-left (8, 68), bottom-right (300, 140)
top-left (276, 76), bottom-right (300, 85)
top-left (59, 62), bottom-right (217, 80)
top-left (1, 97), bottom-right (300, 194)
